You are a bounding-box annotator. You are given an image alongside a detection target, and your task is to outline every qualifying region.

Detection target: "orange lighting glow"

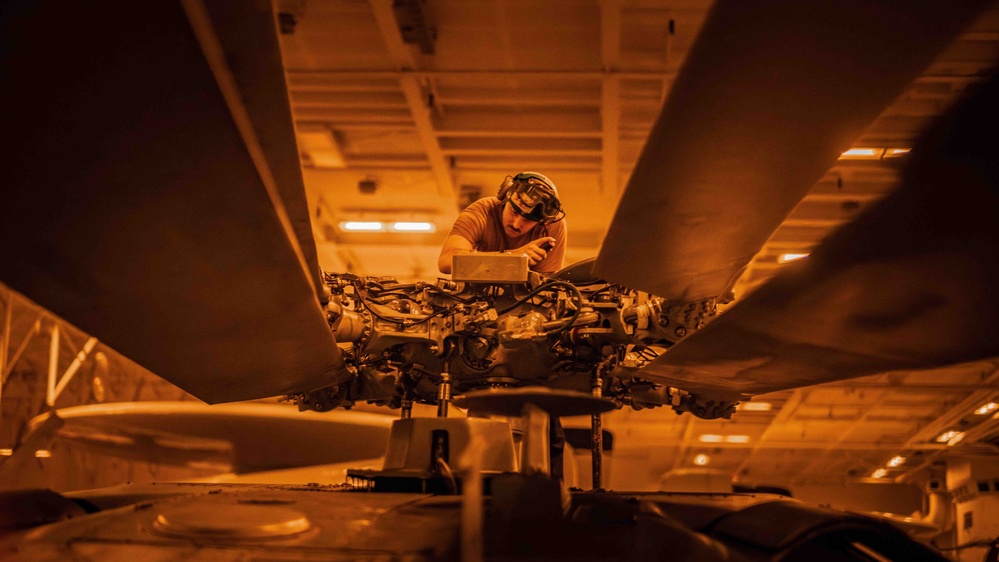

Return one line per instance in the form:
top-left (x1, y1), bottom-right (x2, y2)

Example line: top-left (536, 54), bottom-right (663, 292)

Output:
top-left (390, 222), bottom-right (435, 232)
top-left (694, 454), bottom-right (710, 466)
top-left (872, 468), bottom-right (887, 479)
top-left (839, 147), bottom-right (911, 160)
top-left (340, 221), bottom-right (385, 232)
top-left (936, 430), bottom-right (961, 443)
top-left (975, 402), bottom-right (999, 416)
top-left (778, 253), bottom-right (808, 263)
top-left (840, 148), bottom-right (879, 158)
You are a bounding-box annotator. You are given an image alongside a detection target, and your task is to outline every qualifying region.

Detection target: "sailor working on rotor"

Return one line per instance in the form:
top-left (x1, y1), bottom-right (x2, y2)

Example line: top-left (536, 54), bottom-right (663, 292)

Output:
top-left (438, 172), bottom-right (567, 275)
top-left (437, 172), bottom-right (569, 480)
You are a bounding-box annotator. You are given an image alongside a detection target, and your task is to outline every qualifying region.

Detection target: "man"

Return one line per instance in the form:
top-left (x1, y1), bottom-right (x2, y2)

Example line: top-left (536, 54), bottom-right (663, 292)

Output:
top-left (438, 172), bottom-right (567, 275)
top-left (437, 172), bottom-right (569, 480)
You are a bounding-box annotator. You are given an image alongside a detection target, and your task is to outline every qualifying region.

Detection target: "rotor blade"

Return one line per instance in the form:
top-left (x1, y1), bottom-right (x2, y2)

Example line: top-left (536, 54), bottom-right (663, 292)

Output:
top-left (32, 402), bottom-right (392, 474)
top-left (0, 1), bottom-right (348, 403)
top-left (637, 72), bottom-right (999, 400)
top-left (198, 0), bottom-right (326, 300)
top-left (594, 0), bottom-right (989, 303)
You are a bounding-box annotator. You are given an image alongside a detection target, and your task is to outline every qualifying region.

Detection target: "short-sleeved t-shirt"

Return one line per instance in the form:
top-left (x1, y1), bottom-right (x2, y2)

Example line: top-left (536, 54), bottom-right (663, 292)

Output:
top-left (449, 197), bottom-right (567, 274)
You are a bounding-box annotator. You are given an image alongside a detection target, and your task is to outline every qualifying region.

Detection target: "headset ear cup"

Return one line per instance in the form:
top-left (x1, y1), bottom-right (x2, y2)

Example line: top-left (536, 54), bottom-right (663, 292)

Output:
top-left (498, 175), bottom-right (514, 201)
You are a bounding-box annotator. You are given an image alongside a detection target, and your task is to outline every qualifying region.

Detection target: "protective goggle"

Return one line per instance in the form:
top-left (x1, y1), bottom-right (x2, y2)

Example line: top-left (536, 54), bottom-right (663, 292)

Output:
top-left (505, 174), bottom-right (564, 223)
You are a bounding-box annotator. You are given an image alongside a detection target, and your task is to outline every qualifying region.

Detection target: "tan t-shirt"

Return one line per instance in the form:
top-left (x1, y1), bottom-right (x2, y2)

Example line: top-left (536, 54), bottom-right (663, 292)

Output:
top-left (449, 197), bottom-right (567, 274)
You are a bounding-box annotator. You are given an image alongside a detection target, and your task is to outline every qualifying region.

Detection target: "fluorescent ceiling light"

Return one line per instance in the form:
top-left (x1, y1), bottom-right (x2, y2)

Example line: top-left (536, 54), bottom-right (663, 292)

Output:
top-left (839, 147), bottom-right (911, 160)
top-left (887, 455), bottom-right (906, 468)
top-left (935, 430), bottom-right (962, 443)
top-left (739, 401), bottom-right (772, 412)
top-left (840, 148), bottom-right (879, 158)
top-left (35, 450), bottom-right (51, 458)
top-left (975, 402), bottom-right (998, 416)
top-left (699, 434), bottom-right (750, 444)
top-left (694, 454), bottom-right (709, 466)
top-left (340, 221), bottom-right (385, 232)
top-left (872, 468), bottom-right (887, 479)
top-left (947, 432), bottom-right (966, 446)
top-left (778, 253), bottom-right (808, 263)
top-left (0, 449), bottom-right (12, 456)
top-left (390, 221), bottom-right (435, 232)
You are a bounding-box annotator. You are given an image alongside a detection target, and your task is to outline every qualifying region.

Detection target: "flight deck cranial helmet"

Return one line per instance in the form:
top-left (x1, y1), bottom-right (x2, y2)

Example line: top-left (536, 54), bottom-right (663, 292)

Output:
top-left (497, 172), bottom-right (565, 225)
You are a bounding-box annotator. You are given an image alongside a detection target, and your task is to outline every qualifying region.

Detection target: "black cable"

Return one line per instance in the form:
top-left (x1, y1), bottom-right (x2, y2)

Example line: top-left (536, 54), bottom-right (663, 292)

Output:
top-left (497, 280), bottom-right (581, 317)
top-left (379, 284), bottom-right (475, 304)
top-left (349, 281), bottom-right (447, 327)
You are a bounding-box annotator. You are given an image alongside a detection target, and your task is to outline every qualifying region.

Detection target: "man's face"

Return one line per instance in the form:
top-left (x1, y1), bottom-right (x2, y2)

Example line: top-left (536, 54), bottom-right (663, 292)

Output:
top-left (501, 192), bottom-right (540, 238)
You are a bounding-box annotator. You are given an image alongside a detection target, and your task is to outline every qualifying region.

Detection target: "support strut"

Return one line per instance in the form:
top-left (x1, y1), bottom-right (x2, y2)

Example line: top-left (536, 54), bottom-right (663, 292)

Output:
top-left (591, 371), bottom-right (603, 490)
top-left (437, 371), bottom-right (452, 418)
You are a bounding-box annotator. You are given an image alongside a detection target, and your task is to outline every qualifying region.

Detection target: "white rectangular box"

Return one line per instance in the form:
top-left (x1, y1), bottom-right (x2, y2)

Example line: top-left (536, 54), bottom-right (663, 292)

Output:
top-left (452, 252), bottom-right (529, 283)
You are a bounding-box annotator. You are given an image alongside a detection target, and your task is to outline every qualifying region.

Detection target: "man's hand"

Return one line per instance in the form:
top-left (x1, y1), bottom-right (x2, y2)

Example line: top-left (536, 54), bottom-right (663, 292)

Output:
top-left (512, 237), bottom-right (556, 266)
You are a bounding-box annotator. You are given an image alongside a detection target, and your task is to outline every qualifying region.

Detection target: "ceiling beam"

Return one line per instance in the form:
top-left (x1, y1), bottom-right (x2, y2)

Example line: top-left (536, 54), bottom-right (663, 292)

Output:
top-left (492, 0), bottom-right (515, 70)
top-left (733, 388), bottom-right (809, 479)
top-left (400, 76), bottom-right (458, 199)
top-left (792, 388), bottom-right (893, 483)
top-left (601, 0), bottom-right (622, 196)
top-left (287, 70), bottom-right (673, 80)
top-left (368, 0), bottom-right (456, 201)
top-left (600, 77), bottom-right (621, 193)
top-left (896, 366), bottom-right (999, 483)
top-left (367, 0), bottom-right (417, 70)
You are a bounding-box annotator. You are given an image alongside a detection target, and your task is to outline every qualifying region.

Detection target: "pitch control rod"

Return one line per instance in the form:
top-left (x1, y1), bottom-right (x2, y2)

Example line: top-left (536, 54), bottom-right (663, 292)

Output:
top-left (437, 372), bottom-right (452, 417)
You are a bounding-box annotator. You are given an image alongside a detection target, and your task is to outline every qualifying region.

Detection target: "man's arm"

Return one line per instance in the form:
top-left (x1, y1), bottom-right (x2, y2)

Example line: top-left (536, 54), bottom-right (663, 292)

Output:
top-left (510, 237), bottom-right (557, 268)
top-left (532, 222), bottom-right (567, 274)
top-left (438, 234), bottom-right (474, 274)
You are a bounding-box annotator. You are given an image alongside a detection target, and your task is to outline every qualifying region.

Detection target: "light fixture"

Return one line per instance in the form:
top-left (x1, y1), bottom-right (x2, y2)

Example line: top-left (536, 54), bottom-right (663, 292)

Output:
top-left (887, 455), bottom-right (906, 468)
top-left (34, 450), bottom-right (52, 458)
top-left (838, 147), bottom-right (911, 160)
top-left (694, 454), bottom-right (710, 466)
top-left (698, 434), bottom-right (750, 444)
top-left (872, 468), bottom-right (888, 479)
top-left (947, 432), bottom-right (966, 446)
top-left (935, 430), bottom-right (962, 443)
top-left (340, 221), bottom-right (385, 232)
top-left (0, 449), bottom-right (12, 456)
top-left (778, 253), bottom-right (808, 263)
top-left (739, 401), bottom-right (772, 412)
top-left (840, 148), bottom-right (879, 159)
top-left (975, 402), bottom-right (999, 416)
top-left (390, 221), bottom-right (435, 232)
